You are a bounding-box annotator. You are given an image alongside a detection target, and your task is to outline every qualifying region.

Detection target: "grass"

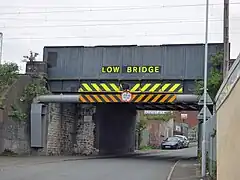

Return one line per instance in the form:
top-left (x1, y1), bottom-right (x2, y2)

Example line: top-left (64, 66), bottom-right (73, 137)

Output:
top-left (139, 145), bottom-right (158, 151)
top-left (0, 149), bottom-right (18, 156)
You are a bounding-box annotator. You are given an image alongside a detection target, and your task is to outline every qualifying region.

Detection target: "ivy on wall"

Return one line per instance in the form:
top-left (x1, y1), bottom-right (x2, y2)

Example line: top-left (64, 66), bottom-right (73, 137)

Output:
top-left (10, 75), bottom-right (51, 122)
top-left (20, 75), bottom-right (50, 104)
top-left (0, 58), bottom-right (50, 122)
top-left (8, 104), bottom-right (28, 122)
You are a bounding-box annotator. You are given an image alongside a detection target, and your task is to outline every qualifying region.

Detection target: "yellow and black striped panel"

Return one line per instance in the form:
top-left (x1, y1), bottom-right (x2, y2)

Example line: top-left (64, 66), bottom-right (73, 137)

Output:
top-left (78, 82), bottom-right (140, 92)
top-left (79, 94), bottom-right (121, 103)
top-left (140, 82), bottom-right (183, 93)
top-left (79, 94), bottom-right (177, 103)
top-left (78, 82), bottom-right (183, 93)
top-left (131, 94), bottom-right (177, 103)
top-left (79, 82), bottom-right (120, 92)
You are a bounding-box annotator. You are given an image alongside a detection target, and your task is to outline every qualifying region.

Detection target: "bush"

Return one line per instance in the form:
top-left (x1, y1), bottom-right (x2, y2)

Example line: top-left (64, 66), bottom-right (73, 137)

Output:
top-left (0, 62), bottom-right (19, 93)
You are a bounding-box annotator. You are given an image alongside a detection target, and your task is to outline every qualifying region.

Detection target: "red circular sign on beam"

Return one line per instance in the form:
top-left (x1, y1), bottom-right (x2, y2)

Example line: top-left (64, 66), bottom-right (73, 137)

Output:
top-left (121, 91), bottom-right (132, 102)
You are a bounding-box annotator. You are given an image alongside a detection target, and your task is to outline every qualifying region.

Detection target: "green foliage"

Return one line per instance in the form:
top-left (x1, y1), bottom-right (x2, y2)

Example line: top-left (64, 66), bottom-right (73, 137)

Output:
top-left (0, 62), bottom-right (19, 93)
top-left (211, 161), bottom-right (217, 180)
top-left (0, 149), bottom-right (18, 156)
top-left (20, 76), bottom-right (50, 103)
top-left (195, 80), bottom-right (204, 95)
top-left (144, 112), bottom-right (174, 121)
top-left (139, 145), bottom-right (154, 151)
top-left (206, 151), bottom-right (209, 172)
top-left (195, 51), bottom-right (224, 99)
top-left (136, 119), bottom-right (147, 133)
top-left (198, 151), bottom-right (202, 162)
top-left (8, 104), bottom-right (28, 122)
top-left (0, 97), bottom-right (5, 109)
top-left (8, 75), bottom-right (50, 122)
top-left (136, 116), bottom-right (148, 149)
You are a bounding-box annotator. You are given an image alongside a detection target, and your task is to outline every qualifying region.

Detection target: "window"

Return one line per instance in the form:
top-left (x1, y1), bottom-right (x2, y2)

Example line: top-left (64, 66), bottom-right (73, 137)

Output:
top-left (47, 52), bottom-right (57, 68)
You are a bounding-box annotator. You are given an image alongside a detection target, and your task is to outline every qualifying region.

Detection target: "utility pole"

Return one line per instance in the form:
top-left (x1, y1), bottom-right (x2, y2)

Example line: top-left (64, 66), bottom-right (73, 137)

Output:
top-left (0, 32), bottom-right (3, 64)
top-left (223, 0), bottom-right (230, 77)
top-left (202, 0), bottom-right (209, 177)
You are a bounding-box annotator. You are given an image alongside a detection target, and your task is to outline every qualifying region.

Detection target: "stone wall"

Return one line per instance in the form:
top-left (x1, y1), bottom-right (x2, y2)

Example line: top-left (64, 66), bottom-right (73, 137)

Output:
top-left (75, 105), bottom-right (96, 155)
top-left (0, 120), bottom-right (30, 154)
top-left (0, 101), bottom-right (96, 156)
top-left (60, 103), bottom-right (76, 154)
top-left (0, 75), bottom-right (32, 154)
top-left (46, 103), bottom-right (61, 155)
top-left (46, 103), bottom-right (96, 156)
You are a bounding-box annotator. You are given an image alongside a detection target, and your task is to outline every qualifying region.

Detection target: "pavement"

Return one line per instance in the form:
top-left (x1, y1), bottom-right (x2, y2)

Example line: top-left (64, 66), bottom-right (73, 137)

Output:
top-left (0, 146), bottom-right (200, 180)
top-left (170, 158), bottom-right (201, 180)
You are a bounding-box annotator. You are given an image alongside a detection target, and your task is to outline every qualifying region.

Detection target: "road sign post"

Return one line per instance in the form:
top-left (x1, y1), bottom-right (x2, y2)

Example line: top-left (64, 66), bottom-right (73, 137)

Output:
top-left (198, 92), bottom-right (214, 178)
top-left (197, 106), bottom-right (212, 120)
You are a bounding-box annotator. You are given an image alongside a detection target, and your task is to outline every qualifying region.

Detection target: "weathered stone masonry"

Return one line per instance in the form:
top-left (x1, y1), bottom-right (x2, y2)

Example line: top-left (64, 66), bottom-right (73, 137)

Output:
top-left (46, 103), bottom-right (95, 155)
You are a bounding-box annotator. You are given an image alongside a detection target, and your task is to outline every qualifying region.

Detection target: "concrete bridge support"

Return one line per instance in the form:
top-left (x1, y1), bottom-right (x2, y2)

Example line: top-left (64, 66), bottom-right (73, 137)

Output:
top-left (96, 104), bottom-right (137, 155)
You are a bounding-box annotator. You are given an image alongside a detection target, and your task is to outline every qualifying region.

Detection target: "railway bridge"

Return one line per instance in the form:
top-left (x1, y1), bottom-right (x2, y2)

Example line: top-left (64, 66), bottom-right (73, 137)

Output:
top-left (30, 43), bottom-right (223, 155)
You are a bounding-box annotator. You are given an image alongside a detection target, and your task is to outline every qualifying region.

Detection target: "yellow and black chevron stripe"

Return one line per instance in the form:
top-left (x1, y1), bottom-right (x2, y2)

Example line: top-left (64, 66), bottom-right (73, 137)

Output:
top-left (140, 83), bottom-right (183, 93)
top-left (131, 94), bottom-right (177, 103)
top-left (79, 94), bottom-right (177, 103)
top-left (79, 82), bottom-right (120, 92)
top-left (79, 82), bottom-right (183, 93)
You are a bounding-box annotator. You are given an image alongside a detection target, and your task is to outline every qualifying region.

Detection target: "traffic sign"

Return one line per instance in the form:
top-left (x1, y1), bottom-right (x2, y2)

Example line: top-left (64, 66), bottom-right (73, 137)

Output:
top-left (121, 91), bottom-right (132, 102)
top-left (198, 92), bottom-right (214, 106)
top-left (197, 106), bottom-right (212, 120)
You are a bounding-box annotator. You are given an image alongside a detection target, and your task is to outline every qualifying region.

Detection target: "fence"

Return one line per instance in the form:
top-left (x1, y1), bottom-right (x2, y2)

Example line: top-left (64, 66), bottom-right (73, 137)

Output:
top-left (206, 113), bottom-right (217, 178)
top-left (198, 111), bottom-right (216, 179)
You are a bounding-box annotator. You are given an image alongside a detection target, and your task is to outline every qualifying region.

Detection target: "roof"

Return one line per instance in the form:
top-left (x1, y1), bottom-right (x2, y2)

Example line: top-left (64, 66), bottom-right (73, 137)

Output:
top-left (44, 43), bottom-right (224, 49)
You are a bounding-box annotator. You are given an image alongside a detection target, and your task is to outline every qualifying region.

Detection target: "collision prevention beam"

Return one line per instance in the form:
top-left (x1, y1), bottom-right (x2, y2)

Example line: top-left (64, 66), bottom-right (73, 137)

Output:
top-left (33, 94), bottom-right (199, 103)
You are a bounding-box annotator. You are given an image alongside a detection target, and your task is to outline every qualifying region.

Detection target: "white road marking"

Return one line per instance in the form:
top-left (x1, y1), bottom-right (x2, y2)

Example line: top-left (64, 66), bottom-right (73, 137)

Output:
top-left (166, 160), bottom-right (180, 180)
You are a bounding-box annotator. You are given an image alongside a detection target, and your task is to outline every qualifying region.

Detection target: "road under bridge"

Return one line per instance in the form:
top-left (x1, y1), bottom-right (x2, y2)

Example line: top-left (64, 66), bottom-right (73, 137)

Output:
top-left (30, 43), bottom-right (223, 155)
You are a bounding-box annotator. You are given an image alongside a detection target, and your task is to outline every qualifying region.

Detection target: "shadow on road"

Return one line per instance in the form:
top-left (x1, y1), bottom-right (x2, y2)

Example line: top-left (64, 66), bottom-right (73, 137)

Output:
top-left (65, 148), bottom-right (197, 163)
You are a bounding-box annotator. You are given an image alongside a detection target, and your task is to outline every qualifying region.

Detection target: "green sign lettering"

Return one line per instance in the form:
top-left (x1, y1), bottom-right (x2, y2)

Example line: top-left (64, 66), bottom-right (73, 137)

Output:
top-left (101, 66), bottom-right (161, 73)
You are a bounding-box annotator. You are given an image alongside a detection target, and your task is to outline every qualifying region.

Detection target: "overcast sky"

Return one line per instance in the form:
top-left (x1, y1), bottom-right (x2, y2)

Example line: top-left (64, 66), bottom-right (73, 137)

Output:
top-left (0, 0), bottom-right (239, 72)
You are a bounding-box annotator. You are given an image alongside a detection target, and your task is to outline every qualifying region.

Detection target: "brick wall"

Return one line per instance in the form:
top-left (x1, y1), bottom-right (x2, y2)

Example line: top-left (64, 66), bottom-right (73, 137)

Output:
top-left (147, 120), bottom-right (174, 147)
top-left (174, 111), bottom-right (198, 128)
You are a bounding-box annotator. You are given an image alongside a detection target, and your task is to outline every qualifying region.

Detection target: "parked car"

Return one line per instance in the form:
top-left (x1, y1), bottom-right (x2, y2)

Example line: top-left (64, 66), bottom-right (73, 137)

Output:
top-left (161, 136), bottom-right (183, 149)
top-left (174, 135), bottom-right (190, 148)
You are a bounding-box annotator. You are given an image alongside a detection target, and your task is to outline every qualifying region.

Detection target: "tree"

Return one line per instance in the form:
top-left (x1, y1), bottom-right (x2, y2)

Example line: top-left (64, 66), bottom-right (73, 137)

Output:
top-left (0, 62), bottom-right (19, 93)
top-left (135, 111), bottom-right (174, 148)
top-left (136, 118), bottom-right (148, 148)
top-left (144, 112), bottom-right (174, 121)
top-left (195, 51), bottom-right (224, 99)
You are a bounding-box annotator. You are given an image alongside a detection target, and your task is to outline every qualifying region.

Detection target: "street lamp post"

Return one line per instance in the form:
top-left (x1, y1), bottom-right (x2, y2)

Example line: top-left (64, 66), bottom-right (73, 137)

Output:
top-left (201, 0), bottom-right (209, 178)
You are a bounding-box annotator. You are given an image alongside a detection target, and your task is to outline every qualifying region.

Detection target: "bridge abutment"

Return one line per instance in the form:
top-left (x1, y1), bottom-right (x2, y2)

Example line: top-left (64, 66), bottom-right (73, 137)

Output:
top-left (96, 104), bottom-right (137, 155)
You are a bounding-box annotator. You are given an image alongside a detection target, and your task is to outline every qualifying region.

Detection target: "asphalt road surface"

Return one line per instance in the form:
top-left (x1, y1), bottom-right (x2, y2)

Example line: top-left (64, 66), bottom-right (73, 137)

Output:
top-left (0, 147), bottom-right (197, 180)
